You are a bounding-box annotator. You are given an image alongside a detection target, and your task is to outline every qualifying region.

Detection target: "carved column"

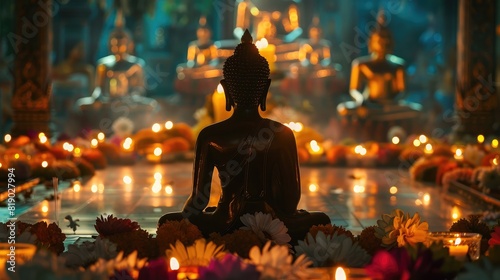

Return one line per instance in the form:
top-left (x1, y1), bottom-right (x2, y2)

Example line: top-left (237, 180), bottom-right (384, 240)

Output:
top-left (455, 0), bottom-right (497, 137)
top-left (10, 0), bottom-right (52, 136)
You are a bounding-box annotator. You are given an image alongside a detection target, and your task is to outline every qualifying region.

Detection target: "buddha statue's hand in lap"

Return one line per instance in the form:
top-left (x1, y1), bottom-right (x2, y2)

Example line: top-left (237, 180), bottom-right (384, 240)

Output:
top-left (159, 30), bottom-right (330, 242)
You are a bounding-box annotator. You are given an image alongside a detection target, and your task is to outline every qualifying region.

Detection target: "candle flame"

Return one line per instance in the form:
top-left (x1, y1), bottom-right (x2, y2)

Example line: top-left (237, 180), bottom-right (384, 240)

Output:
top-left (165, 121), bottom-right (174, 130)
top-left (419, 135), bottom-right (428, 143)
top-left (41, 161), bottom-right (48, 168)
top-left (354, 145), bottom-right (367, 156)
top-left (154, 147), bottom-right (162, 156)
top-left (454, 238), bottom-right (461, 246)
top-left (425, 143), bottom-right (433, 152)
top-left (335, 267), bottom-right (347, 280)
top-left (91, 139), bottom-right (98, 147)
top-left (492, 139), bottom-right (499, 149)
top-left (217, 83), bottom-right (224, 94)
top-left (308, 183), bottom-right (318, 192)
top-left (413, 139), bottom-right (421, 147)
top-left (391, 136), bottom-right (400, 145)
top-left (165, 185), bottom-right (173, 195)
top-left (477, 134), bottom-right (485, 144)
top-left (97, 132), bottom-right (105, 141)
top-left (256, 38), bottom-right (269, 49)
top-left (455, 148), bottom-right (463, 157)
top-left (4, 134), bottom-right (11, 143)
top-left (170, 257), bottom-right (180, 270)
top-left (152, 123), bottom-right (161, 133)
top-left (309, 140), bottom-right (321, 153)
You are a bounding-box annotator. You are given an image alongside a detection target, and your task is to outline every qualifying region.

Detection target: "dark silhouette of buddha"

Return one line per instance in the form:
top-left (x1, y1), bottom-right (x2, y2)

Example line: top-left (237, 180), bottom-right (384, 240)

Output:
top-left (159, 30), bottom-right (330, 242)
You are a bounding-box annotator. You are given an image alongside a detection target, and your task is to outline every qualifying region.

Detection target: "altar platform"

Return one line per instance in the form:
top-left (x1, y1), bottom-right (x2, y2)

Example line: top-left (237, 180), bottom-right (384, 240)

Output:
top-left (12, 163), bottom-right (475, 238)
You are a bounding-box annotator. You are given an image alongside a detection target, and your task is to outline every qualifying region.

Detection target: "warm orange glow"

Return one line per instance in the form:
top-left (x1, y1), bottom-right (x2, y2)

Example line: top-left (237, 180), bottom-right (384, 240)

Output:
top-left (413, 139), bottom-right (421, 147)
top-left (424, 143), bottom-right (433, 154)
top-left (97, 132), bottom-right (105, 142)
top-left (419, 134), bottom-right (428, 143)
top-left (216, 83), bottom-right (224, 94)
top-left (123, 176), bottom-right (132, 184)
top-left (354, 145), bottom-right (367, 156)
top-left (255, 38), bottom-right (269, 49)
top-left (4, 134), bottom-right (11, 143)
top-left (165, 185), bottom-right (173, 195)
top-left (154, 172), bottom-right (162, 180)
top-left (391, 136), bottom-right (400, 145)
top-left (454, 238), bottom-right (462, 246)
top-left (250, 7), bottom-right (259, 16)
top-left (353, 184), bottom-right (365, 193)
top-left (91, 139), bottom-right (98, 147)
top-left (91, 184), bottom-right (98, 193)
top-left (73, 182), bottom-right (81, 192)
top-left (41, 161), bottom-right (48, 168)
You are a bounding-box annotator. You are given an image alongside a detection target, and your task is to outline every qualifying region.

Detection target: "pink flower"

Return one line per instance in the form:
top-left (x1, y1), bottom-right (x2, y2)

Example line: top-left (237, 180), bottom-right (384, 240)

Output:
top-left (488, 226), bottom-right (500, 247)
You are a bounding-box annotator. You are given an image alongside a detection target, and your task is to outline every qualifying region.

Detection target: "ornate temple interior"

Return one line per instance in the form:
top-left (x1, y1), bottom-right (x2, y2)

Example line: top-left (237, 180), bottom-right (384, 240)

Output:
top-left (1, 0), bottom-right (500, 279)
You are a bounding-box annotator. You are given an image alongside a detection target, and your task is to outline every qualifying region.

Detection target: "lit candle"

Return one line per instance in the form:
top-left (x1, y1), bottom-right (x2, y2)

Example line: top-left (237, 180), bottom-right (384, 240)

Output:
top-left (306, 140), bottom-right (324, 163)
top-left (212, 83), bottom-right (233, 123)
top-left (454, 148), bottom-right (463, 161)
top-left (491, 139), bottom-right (499, 149)
top-left (177, 266), bottom-right (199, 280)
top-left (165, 121), bottom-right (174, 130)
top-left (424, 143), bottom-right (433, 155)
top-left (97, 132), bottom-right (105, 143)
top-left (122, 137), bottom-right (133, 151)
top-left (38, 133), bottom-right (48, 144)
top-left (73, 147), bottom-right (82, 158)
top-left (91, 139), bottom-right (98, 148)
top-left (419, 134), bottom-right (428, 144)
top-left (391, 136), bottom-right (400, 145)
top-left (335, 267), bottom-right (347, 280)
top-left (413, 139), bottom-right (421, 147)
top-left (152, 123), bottom-right (161, 133)
top-left (448, 238), bottom-right (469, 261)
top-left (477, 134), bottom-right (485, 144)
top-left (168, 258), bottom-right (179, 279)
top-left (4, 134), bottom-right (11, 143)
top-left (256, 38), bottom-right (276, 73)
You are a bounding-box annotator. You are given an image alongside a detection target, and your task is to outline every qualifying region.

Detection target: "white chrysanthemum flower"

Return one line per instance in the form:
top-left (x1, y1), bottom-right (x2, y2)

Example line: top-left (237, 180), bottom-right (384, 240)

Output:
top-left (88, 250), bottom-right (147, 278)
top-left (166, 238), bottom-right (225, 267)
top-left (248, 241), bottom-right (315, 279)
top-left (463, 145), bottom-right (486, 167)
top-left (60, 236), bottom-right (118, 268)
top-left (240, 212), bottom-right (291, 245)
top-left (295, 231), bottom-right (371, 268)
top-left (111, 117), bottom-right (135, 138)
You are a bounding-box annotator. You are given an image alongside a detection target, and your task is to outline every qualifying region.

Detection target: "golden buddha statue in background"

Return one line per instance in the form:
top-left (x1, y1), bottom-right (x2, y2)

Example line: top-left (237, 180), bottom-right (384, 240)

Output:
top-left (159, 30), bottom-right (330, 242)
top-left (337, 11), bottom-right (421, 119)
top-left (72, 10), bottom-right (159, 134)
top-left (233, 0), bottom-right (302, 42)
top-left (186, 16), bottom-right (218, 68)
top-left (298, 16), bottom-right (331, 68)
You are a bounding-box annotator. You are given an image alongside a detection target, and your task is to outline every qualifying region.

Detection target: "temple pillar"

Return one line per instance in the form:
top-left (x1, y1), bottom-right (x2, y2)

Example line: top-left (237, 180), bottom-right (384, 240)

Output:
top-left (10, 0), bottom-right (52, 136)
top-left (454, 0), bottom-right (497, 137)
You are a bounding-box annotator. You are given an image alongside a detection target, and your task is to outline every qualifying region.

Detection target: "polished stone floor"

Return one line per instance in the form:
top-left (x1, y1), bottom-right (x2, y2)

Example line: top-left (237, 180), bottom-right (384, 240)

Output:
top-left (11, 163), bottom-right (476, 237)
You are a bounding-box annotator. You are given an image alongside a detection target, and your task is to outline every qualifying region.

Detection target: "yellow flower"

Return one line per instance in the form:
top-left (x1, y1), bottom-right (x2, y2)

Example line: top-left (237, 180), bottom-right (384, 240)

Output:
top-left (379, 210), bottom-right (429, 248)
top-left (166, 238), bottom-right (225, 267)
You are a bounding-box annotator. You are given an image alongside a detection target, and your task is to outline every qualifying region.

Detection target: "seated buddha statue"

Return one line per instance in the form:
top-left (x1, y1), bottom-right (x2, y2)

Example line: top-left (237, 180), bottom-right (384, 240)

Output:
top-left (72, 11), bottom-right (159, 134)
top-left (159, 30), bottom-right (330, 242)
top-left (298, 17), bottom-right (332, 68)
top-left (186, 16), bottom-right (218, 68)
top-left (337, 12), bottom-right (421, 120)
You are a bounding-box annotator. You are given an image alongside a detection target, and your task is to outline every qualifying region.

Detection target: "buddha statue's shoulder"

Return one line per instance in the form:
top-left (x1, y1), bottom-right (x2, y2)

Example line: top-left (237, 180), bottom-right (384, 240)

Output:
top-left (126, 55), bottom-right (146, 67)
top-left (351, 55), bottom-right (374, 65)
top-left (385, 54), bottom-right (405, 67)
top-left (96, 55), bottom-right (116, 68)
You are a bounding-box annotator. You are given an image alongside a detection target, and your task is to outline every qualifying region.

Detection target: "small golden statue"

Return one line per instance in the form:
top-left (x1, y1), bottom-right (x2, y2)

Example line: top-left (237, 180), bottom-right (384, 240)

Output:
top-left (186, 16), bottom-right (218, 68)
top-left (298, 16), bottom-right (331, 68)
top-left (72, 10), bottom-right (159, 134)
top-left (337, 11), bottom-right (421, 119)
top-left (159, 30), bottom-right (330, 242)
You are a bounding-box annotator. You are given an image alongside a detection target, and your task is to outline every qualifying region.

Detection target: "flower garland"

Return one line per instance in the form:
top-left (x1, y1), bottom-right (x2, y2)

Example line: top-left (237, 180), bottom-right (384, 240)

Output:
top-left (5, 210), bottom-right (500, 279)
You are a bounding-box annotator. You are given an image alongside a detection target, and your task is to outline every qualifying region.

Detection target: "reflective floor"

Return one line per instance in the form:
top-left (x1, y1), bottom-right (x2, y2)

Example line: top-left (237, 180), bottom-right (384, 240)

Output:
top-left (14, 163), bottom-right (476, 237)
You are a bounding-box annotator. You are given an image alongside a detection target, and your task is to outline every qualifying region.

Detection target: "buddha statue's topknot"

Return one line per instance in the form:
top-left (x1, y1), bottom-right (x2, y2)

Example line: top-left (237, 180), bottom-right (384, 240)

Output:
top-left (223, 29), bottom-right (270, 108)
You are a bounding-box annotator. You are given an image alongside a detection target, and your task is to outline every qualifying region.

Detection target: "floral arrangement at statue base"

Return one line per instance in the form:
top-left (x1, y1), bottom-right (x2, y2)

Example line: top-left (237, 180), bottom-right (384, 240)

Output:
top-left (2, 209), bottom-right (500, 279)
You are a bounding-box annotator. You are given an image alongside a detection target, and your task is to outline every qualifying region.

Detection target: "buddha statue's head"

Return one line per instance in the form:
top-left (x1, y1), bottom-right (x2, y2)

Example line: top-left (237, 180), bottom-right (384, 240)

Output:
top-left (308, 16), bottom-right (322, 44)
top-left (109, 10), bottom-right (133, 58)
top-left (196, 16), bottom-right (212, 46)
top-left (221, 30), bottom-right (271, 110)
top-left (368, 11), bottom-right (393, 58)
